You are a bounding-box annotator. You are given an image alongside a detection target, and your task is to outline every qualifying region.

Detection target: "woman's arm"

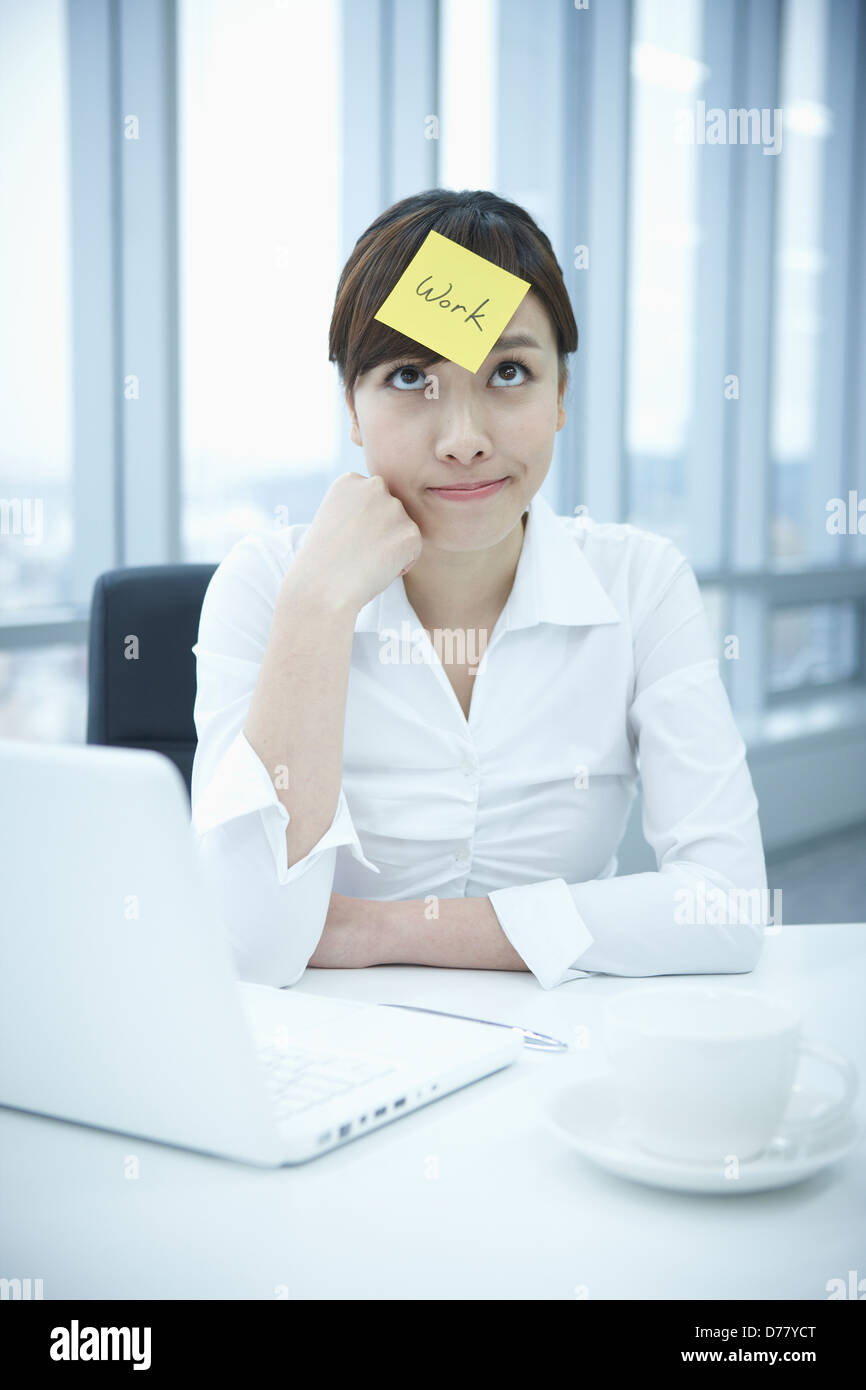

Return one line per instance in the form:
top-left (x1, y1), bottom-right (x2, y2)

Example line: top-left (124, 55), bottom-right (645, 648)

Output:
top-left (191, 472), bottom-right (422, 987)
top-left (308, 542), bottom-right (769, 988)
top-left (243, 576), bottom-right (359, 868)
top-left (244, 473), bottom-right (422, 868)
top-left (309, 892), bottom-right (530, 972)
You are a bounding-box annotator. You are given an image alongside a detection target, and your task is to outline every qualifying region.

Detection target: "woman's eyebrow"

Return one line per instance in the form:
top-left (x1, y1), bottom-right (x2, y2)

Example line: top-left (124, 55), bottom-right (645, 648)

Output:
top-left (377, 331), bottom-right (543, 373)
top-left (490, 332), bottom-right (543, 351)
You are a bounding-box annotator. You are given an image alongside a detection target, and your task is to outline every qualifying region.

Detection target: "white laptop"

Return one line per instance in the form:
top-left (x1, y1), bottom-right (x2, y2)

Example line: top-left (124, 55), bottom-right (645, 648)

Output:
top-left (0, 738), bottom-right (522, 1166)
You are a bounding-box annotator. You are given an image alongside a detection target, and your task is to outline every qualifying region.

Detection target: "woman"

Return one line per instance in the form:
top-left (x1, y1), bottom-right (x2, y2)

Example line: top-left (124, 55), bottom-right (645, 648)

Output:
top-left (190, 188), bottom-right (768, 991)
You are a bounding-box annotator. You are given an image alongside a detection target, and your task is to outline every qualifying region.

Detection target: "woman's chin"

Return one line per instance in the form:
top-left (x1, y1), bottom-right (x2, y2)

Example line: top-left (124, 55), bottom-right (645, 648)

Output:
top-left (422, 512), bottom-right (524, 551)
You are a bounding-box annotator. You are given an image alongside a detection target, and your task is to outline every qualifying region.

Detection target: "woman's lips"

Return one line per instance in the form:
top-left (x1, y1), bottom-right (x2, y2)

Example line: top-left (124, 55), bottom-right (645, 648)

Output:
top-left (427, 477), bottom-right (509, 501)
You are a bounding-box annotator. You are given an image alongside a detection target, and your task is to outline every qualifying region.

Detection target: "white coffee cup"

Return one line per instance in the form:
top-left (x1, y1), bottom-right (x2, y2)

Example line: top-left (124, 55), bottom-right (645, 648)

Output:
top-left (602, 985), bottom-right (858, 1164)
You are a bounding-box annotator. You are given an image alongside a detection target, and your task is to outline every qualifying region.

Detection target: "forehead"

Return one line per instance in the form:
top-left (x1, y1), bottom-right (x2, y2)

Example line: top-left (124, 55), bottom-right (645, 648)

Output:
top-left (498, 290), bottom-right (556, 349)
top-left (352, 287), bottom-right (557, 400)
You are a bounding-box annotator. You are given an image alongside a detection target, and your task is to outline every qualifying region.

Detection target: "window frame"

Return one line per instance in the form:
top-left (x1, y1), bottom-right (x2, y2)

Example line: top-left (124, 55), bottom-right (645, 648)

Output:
top-left (2, 0), bottom-right (865, 740)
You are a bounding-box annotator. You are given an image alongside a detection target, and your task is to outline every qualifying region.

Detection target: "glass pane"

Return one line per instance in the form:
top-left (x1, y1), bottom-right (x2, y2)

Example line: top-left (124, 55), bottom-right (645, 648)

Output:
top-left (698, 584), bottom-right (725, 655)
top-left (440, 0), bottom-right (495, 191)
top-left (178, 0), bottom-right (341, 562)
top-left (697, 583), bottom-right (737, 694)
top-left (624, 0), bottom-right (705, 550)
top-left (0, 644), bottom-right (87, 742)
top-left (769, 602), bottom-right (858, 694)
top-left (0, 0), bottom-right (72, 611)
top-left (769, 0), bottom-right (830, 565)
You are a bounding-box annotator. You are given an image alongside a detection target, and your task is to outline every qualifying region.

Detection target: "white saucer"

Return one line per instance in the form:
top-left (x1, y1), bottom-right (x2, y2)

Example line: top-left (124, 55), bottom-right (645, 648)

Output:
top-left (544, 1073), bottom-right (862, 1194)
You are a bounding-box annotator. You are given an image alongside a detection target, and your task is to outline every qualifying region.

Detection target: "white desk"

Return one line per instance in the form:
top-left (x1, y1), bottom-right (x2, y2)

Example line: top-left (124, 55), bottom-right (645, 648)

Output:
top-left (1, 924), bottom-right (863, 1300)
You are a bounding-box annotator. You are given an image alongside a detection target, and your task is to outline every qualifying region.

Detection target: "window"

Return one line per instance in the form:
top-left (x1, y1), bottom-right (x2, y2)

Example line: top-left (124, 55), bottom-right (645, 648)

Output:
top-left (0, 0), bottom-right (73, 612)
top-left (698, 584), bottom-right (726, 655)
top-left (178, 0), bottom-right (342, 561)
top-left (624, 0), bottom-right (705, 554)
top-left (769, 0), bottom-right (831, 567)
top-left (769, 603), bottom-right (858, 695)
top-left (0, 645), bottom-right (87, 743)
top-left (439, 0), bottom-right (496, 191)
top-left (2, 0), bottom-right (864, 749)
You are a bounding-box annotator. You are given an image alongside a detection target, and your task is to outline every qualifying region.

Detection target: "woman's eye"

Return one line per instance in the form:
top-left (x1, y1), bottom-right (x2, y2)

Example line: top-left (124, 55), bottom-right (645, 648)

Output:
top-left (491, 360), bottom-right (530, 386)
top-left (389, 365), bottom-right (426, 390)
top-left (385, 358), bottom-right (532, 391)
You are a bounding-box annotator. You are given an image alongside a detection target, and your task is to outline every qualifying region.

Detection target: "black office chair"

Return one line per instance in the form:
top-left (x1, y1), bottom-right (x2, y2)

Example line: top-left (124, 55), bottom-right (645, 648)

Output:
top-left (86, 565), bottom-right (217, 800)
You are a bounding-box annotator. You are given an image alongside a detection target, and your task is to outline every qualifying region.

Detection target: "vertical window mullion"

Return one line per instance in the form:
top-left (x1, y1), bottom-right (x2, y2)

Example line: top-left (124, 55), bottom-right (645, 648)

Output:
top-left (559, 0), bottom-right (594, 519)
top-left (390, 0), bottom-right (437, 204)
top-left (494, 0), bottom-right (569, 510)
top-left (68, 0), bottom-right (120, 602)
top-left (731, 0), bottom-right (779, 575)
top-left (337, 0), bottom-right (388, 480)
top-left (583, 0), bottom-right (632, 525)
top-left (686, 0), bottom-right (738, 574)
top-left (811, 0), bottom-right (859, 567)
top-left (728, 0), bottom-right (781, 718)
top-left (851, 0), bottom-right (866, 572)
top-left (118, 0), bottom-right (179, 566)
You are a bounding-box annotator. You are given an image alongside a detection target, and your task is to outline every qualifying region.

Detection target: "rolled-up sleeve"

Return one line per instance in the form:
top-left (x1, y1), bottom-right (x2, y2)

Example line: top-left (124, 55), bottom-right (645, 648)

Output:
top-left (488, 543), bottom-right (769, 990)
top-left (190, 535), bottom-right (379, 988)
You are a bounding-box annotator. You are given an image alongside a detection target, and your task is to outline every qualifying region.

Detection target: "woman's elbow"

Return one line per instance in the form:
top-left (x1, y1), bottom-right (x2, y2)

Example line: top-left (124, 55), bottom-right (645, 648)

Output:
top-left (226, 853), bottom-right (340, 986)
top-left (689, 861), bottom-right (770, 974)
top-left (712, 920), bottom-right (765, 974)
top-left (224, 895), bottom-right (325, 988)
top-left (194, 825), bottom-right (331, 988)
top-left (703, 878), bottom-right (769, 973)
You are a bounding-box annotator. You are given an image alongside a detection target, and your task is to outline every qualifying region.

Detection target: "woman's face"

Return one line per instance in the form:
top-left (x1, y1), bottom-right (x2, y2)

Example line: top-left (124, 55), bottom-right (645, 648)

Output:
top-left (346, 291), bottom-right (566, 551)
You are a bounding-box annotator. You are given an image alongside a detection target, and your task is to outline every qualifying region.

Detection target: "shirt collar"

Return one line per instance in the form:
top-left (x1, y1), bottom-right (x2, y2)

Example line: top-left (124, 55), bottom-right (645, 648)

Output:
top-left (354, 488), bottom-right (622, 635)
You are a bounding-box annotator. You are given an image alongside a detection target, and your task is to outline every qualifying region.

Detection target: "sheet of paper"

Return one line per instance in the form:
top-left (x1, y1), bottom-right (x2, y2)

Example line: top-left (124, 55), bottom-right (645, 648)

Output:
top-left (373, 228), bottom-right (531, 374)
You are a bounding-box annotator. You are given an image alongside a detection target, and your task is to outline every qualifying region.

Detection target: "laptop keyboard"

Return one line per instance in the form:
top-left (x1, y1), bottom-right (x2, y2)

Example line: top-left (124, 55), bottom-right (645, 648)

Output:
top-left (257, 1042), bottom-right (397, 1120)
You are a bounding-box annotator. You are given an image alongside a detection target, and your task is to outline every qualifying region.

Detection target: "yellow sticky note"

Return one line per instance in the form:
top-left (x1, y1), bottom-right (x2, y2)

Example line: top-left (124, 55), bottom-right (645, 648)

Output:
top-left (372, 229), bottom-right (531, 374)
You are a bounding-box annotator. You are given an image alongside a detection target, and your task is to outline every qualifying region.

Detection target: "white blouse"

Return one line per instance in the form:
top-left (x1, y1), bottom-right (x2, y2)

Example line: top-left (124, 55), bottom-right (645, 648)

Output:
top-left (190, 489), bottom-right (768, 991)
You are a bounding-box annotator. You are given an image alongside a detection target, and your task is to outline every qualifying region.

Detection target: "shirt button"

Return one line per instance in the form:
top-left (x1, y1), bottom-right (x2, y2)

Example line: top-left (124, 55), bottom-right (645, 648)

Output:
top-left (460, 757), bottom-right (476, 777)
top-left (454, 847), bottom-right (471, 865)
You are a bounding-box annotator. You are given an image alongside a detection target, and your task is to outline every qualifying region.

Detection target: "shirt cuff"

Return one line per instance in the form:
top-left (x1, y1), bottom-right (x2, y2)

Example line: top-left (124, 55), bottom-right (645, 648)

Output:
top-left (487, 877), bottom-right (596, 990)
top-left (191, 727), bottom-right (381, 885)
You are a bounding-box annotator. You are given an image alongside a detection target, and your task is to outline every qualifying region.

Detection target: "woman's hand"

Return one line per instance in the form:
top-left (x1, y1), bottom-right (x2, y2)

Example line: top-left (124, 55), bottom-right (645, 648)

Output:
top-left (307, 893), bottom-right (383, 970)
top-left (285, 472), bottom-right (423, 617)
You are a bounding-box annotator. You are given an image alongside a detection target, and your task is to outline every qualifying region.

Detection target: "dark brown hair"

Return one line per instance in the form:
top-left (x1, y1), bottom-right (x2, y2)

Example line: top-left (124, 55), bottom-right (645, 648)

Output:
top-left (328, 188), bottom-right (578, 402)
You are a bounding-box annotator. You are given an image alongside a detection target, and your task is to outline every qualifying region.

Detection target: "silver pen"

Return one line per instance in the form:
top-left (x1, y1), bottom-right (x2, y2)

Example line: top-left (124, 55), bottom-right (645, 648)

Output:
top-left (381, 1002), bottom-right (569, 1052)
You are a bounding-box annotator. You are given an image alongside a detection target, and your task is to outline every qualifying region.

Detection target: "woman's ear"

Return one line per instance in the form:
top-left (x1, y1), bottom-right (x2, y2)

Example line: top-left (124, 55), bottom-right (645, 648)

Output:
top-left (346, 389), bottom-right (363, 447)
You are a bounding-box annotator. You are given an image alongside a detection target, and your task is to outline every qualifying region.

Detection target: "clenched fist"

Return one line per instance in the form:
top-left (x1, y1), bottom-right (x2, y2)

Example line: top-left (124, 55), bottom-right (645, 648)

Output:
top-left (285, 472), bottom-right (423, 616)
